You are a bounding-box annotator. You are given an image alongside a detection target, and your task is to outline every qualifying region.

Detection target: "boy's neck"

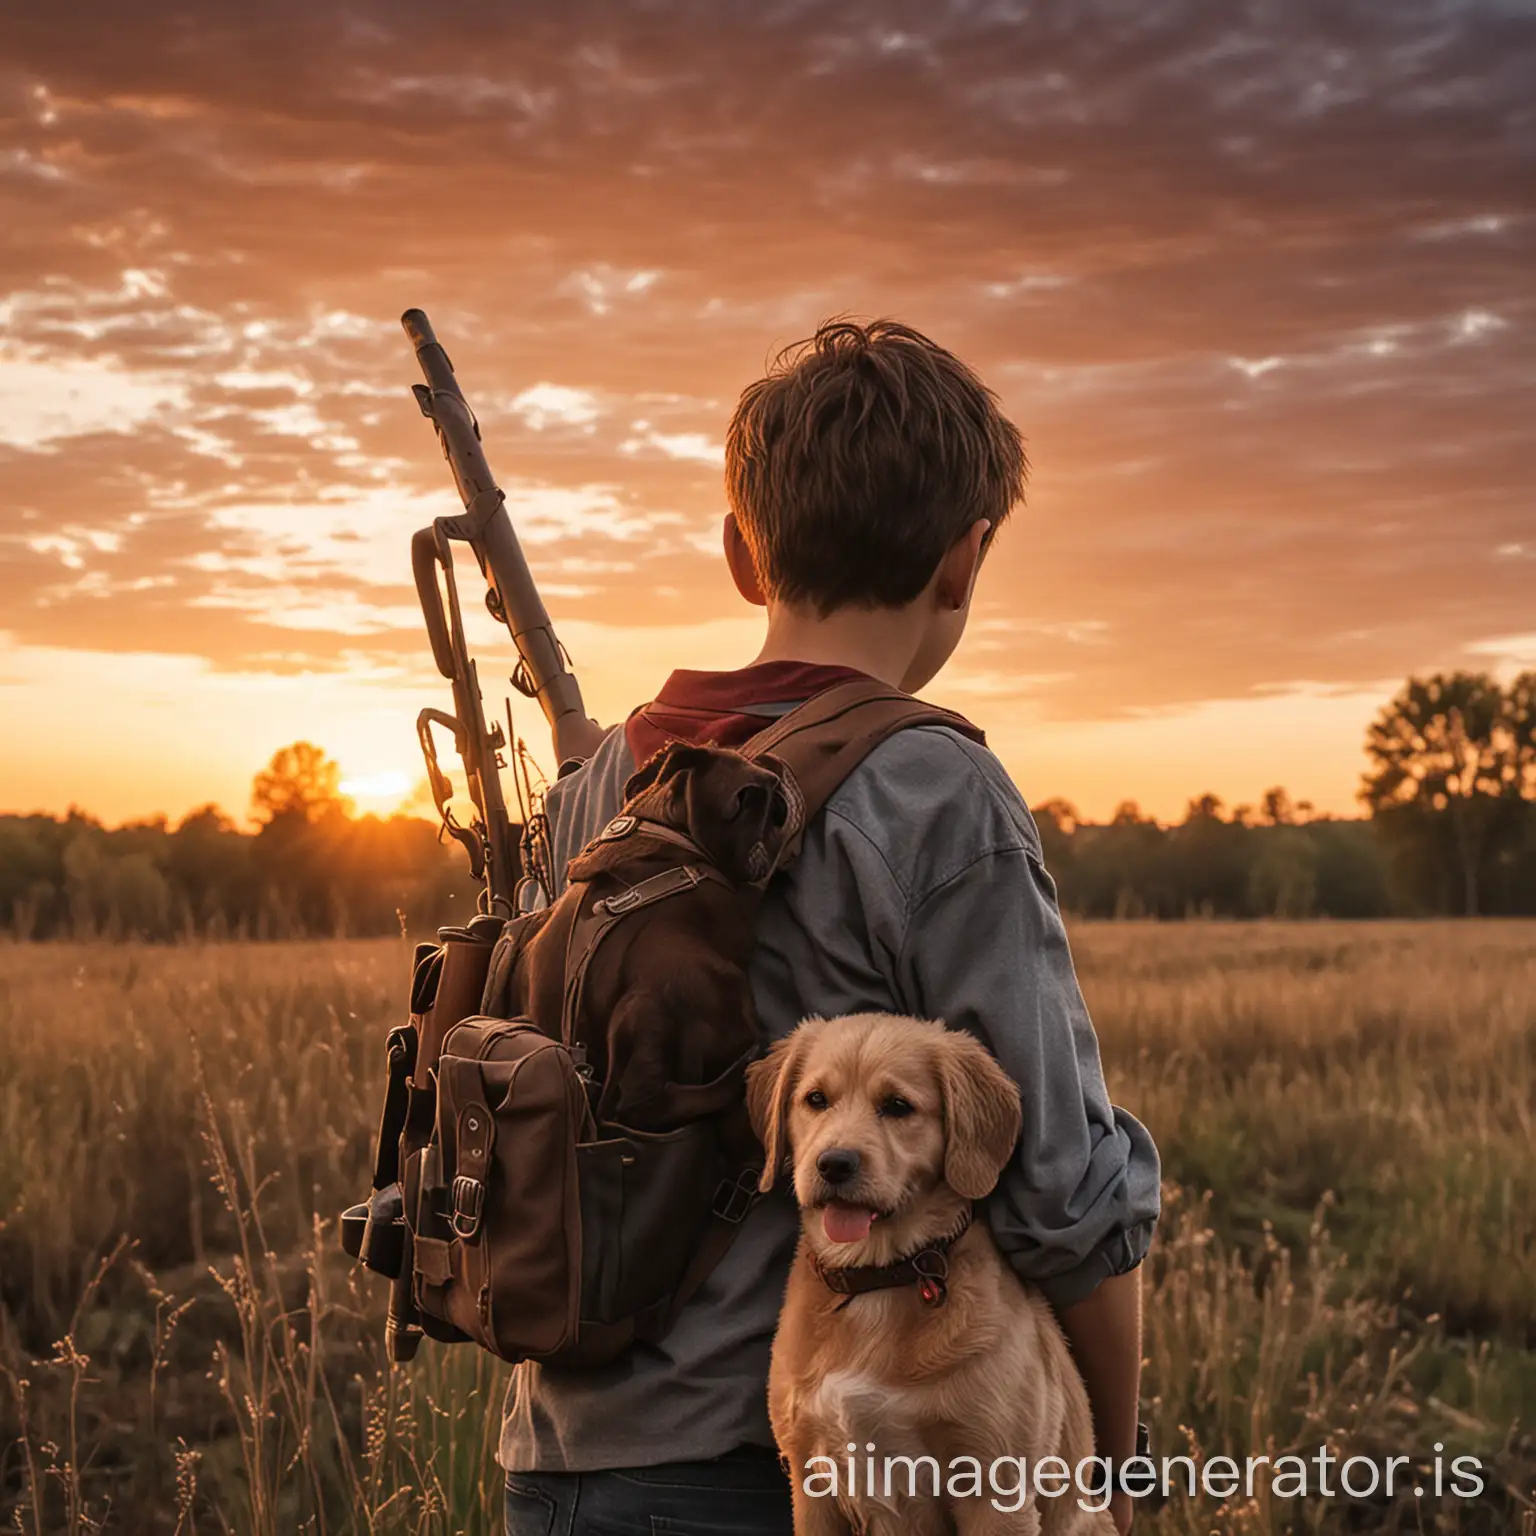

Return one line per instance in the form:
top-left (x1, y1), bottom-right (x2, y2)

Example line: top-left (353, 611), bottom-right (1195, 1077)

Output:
top-left (749, 602), bottom-right (922, 690)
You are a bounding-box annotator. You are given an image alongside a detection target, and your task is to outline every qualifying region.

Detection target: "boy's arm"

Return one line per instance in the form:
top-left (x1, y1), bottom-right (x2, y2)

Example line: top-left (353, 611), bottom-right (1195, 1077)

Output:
top-left (894, 824), bottom-right (1159, 1510)
top-left (1059, 1270), bottom-right (1143, 1532)
top-left (535, 723), bottom-right (630, 900)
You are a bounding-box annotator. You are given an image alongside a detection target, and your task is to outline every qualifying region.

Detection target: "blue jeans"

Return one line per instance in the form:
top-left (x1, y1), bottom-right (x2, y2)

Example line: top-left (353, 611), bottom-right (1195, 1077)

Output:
top-left (503, 1446), bottom-right (794, 1536)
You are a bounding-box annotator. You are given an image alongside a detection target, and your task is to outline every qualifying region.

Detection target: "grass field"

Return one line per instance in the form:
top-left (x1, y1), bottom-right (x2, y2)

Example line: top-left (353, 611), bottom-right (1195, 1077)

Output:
top-left (1, 923), bottom-right (1532, 1533)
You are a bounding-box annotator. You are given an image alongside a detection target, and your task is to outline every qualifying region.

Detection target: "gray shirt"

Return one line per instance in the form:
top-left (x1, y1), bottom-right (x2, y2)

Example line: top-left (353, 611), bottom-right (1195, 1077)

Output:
top-left (499, 715), bottom-right (1160, 1472)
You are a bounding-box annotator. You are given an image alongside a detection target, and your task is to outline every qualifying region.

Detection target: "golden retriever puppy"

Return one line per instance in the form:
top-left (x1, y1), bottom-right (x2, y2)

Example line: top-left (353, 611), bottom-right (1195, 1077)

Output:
top-left (747, 1013), bottom-right (1115, 1535)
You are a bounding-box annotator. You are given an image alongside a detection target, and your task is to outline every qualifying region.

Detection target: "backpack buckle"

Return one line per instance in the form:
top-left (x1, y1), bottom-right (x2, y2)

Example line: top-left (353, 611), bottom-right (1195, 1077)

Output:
top-left (711, 1166), bottom-right (761, 1223)
top-left (450, 1175), bottom-right (485, 1238)
top-left (578, 815), bottom-right (636, 858)
top-left (598, 865), bottom-right (702, 917)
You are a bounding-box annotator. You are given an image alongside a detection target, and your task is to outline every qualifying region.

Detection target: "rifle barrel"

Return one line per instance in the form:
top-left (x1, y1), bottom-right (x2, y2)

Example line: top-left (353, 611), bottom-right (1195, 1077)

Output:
top-left (402, 309), bottom-right (602, 767)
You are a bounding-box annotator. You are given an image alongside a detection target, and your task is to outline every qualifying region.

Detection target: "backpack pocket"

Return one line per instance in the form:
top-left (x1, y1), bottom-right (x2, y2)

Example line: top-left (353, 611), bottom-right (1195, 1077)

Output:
top-left (575, 1118), bottom-right (719, 1327)
top-left (417, 1020), bottom-right (587, 1361)
top-left (479, 910), bottom-right (552, 1021)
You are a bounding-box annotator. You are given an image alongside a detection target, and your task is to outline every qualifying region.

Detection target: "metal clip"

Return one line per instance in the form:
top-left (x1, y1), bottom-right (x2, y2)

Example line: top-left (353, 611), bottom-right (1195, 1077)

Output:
top-left (712, 1166), bottom-right (762, 1223)
top-left (451, 1175), bottom-right (485, 1239)
top-left (911, 1249), bottom-right (949, 1307)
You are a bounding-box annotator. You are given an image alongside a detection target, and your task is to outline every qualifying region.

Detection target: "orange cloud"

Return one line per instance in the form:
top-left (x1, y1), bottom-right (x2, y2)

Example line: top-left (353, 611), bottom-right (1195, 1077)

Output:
top-left (0, 0), bottom-right (1532, 821)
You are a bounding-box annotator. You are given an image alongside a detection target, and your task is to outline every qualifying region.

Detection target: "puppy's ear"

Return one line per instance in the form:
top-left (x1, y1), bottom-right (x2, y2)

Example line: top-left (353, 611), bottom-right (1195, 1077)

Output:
top-left (745, 1018), bottom-right (822, 1192)
top-left (935, 1028), bottom-right (1022, 1201)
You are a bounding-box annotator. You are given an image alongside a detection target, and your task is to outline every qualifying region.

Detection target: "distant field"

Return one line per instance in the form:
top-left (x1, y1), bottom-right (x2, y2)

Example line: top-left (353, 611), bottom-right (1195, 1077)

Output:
top-left (1, 924), bottom-right (1532, 1534)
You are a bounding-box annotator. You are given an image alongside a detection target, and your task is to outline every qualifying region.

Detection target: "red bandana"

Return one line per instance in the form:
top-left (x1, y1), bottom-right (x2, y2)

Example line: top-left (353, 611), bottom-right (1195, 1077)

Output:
top-left (624, 661), bottom-right (877, 765)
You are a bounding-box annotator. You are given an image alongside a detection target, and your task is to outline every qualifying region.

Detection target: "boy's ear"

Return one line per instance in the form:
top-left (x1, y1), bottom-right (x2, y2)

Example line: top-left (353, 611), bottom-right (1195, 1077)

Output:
top-left (934, 517), bottom-right (992, 613)
top-left (745, 1018), bottom-right (824, 1192)
top-left (723, 514), bottom-right (768, 608)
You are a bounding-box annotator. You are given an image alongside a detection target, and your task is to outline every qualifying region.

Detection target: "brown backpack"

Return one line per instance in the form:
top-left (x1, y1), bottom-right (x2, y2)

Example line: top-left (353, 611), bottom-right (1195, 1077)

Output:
top-left (342, 680), bottom-right (982, 1366)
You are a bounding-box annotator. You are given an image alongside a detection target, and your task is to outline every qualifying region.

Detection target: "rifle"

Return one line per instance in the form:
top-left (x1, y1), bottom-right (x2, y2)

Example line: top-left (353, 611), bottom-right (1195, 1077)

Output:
top-left (336, 312), bottom-right (606, 1357)
top-left (403, 308), bottom-right (605, 914)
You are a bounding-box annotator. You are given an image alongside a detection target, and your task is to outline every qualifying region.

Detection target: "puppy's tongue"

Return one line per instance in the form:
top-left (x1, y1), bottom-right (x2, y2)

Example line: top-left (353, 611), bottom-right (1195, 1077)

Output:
top-left (823, 1202), bottom-right (877, 1244)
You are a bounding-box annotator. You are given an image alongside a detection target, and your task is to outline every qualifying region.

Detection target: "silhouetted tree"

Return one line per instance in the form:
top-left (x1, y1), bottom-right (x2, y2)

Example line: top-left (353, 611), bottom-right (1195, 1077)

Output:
top-left (1361, 672), bottom-right (1529, 915)
top-left (1308, 818), bottom-right (1394, 917)
top-left (1032, 798), bottom-right (1078, 879)
top-left (1505, 671), bottom-right (1536, 792)
top-left (251, 742), bottom-right (350, 826)
top-left (165, 805), bottom-right (256, 934)
top-left (1074, 803), bottom-right (1176, 917)
top-left (1261, 786), bottom-right (1295, 826)
top-left (1034, 798), bottom-right (1080, 835)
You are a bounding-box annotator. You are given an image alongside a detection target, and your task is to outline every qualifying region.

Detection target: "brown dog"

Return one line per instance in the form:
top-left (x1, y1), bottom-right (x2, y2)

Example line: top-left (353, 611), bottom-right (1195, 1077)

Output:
top-left (747, 1014), bottom-right (1116, 1535)
top-left (484, 740), bottom-right (789, 1135)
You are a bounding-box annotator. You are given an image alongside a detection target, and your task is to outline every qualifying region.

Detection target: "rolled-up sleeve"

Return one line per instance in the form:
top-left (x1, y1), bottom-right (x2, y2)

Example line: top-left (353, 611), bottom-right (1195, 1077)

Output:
top-left (895, 844), bottom-right (1160, 1310)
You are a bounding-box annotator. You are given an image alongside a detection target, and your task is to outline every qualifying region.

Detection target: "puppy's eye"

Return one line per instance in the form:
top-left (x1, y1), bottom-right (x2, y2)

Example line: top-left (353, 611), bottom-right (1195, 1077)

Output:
top-left (804, 1089), bottom-right (828, 1111)
top-left (879, 1096), bottom-right (915, 1119)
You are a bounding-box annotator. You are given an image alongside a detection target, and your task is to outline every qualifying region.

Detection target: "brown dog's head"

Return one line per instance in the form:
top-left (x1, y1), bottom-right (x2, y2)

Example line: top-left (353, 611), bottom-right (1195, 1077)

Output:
top-left (745, 1013), bottom-right (1021, 1262)
top-left (623, 742), bottom-right (789, 883)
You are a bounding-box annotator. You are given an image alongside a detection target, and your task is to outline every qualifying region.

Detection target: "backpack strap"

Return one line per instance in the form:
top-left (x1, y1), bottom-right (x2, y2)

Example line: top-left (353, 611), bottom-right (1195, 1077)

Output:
top-left (741, 678), bottom-right (984, 866)
top-left (628, 679), bottom-right (987, 1329)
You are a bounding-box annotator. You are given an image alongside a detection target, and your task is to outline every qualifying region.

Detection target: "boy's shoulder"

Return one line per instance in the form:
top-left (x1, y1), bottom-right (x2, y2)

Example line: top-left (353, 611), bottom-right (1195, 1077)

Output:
top-left (540, 723), bottom-right (637, 888)
top-left (540, 715), bottom-right (1041, 907)
top-left (819, 722), bottom-right (1043, 907)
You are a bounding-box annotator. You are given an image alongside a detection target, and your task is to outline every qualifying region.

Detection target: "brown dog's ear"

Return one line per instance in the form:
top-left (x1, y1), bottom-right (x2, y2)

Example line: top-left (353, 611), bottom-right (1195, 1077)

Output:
top-left (623, 741), bottom-right (716, 802)
top-left (684, 758), bottom-right (789, 883)
top-left (935, 1027), bottom-right (1022, 1201)
top-left (745, 1018), bottom-right (823, 1192)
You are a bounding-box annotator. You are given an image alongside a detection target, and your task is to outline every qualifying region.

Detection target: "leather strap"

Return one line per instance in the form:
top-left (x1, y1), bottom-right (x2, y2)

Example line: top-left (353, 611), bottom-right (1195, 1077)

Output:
top-left (740, 679), bottom-right (984, 863)
top-left (560, 863), bottom-right (733, 1047)
top-left (640, 1160), bottom-right (763, 1341)
top-left (595, 862), bottom-right (723, 915)
top-left (444, 1055), bottom-right (495, 1240)
top-left (371, 1024), bottom-right (417, 1191)
top-left (579, 815), bottom-right (705, 860)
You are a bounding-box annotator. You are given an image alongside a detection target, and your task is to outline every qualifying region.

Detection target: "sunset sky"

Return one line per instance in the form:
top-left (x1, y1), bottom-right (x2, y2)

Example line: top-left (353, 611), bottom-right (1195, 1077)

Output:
top-left (2, 1), bottom-right (1532, 828)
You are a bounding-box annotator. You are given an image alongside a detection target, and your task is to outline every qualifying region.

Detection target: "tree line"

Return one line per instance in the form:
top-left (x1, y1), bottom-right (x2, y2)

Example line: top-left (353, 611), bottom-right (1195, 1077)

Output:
top-left (1040, 670), bottom-right (1536, 918)
top-left (0, 743), bottom-right (483, 941)
top-left (1040, 671), bottom-right (1536, 918)
top-left (2, 672), bottom-right (1533, 939)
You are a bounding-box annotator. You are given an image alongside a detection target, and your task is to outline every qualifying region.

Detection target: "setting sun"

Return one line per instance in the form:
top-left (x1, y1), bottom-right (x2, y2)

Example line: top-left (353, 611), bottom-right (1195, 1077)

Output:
top-left (337, 767), bottom-right (414, 815)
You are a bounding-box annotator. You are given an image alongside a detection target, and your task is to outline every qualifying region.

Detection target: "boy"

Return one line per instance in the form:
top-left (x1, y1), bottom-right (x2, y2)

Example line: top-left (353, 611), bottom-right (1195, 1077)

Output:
top-left (500, 320), bottom-right (1160, 1536)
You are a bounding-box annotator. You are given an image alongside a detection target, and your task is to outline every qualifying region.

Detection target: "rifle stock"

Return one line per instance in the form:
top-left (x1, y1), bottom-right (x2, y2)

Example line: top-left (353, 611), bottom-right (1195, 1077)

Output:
top-left (403, 308), bottom-right (604, 911)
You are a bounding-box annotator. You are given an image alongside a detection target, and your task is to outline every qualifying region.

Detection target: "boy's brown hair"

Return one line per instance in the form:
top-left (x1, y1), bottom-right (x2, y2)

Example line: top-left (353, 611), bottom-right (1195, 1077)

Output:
top-left (725, 318), bottom-right (1027, 614)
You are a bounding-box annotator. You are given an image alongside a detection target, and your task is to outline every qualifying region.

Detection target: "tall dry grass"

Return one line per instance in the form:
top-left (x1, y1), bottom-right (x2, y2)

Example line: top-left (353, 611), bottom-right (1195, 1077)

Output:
top-left (0, 924), bottom-right (1532, 1533)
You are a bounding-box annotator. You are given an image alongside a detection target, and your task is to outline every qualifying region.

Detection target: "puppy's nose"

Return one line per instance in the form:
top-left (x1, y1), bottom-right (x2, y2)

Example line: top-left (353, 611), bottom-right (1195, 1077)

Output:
top-left (817, 1148), bottom-right (860, 1186)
